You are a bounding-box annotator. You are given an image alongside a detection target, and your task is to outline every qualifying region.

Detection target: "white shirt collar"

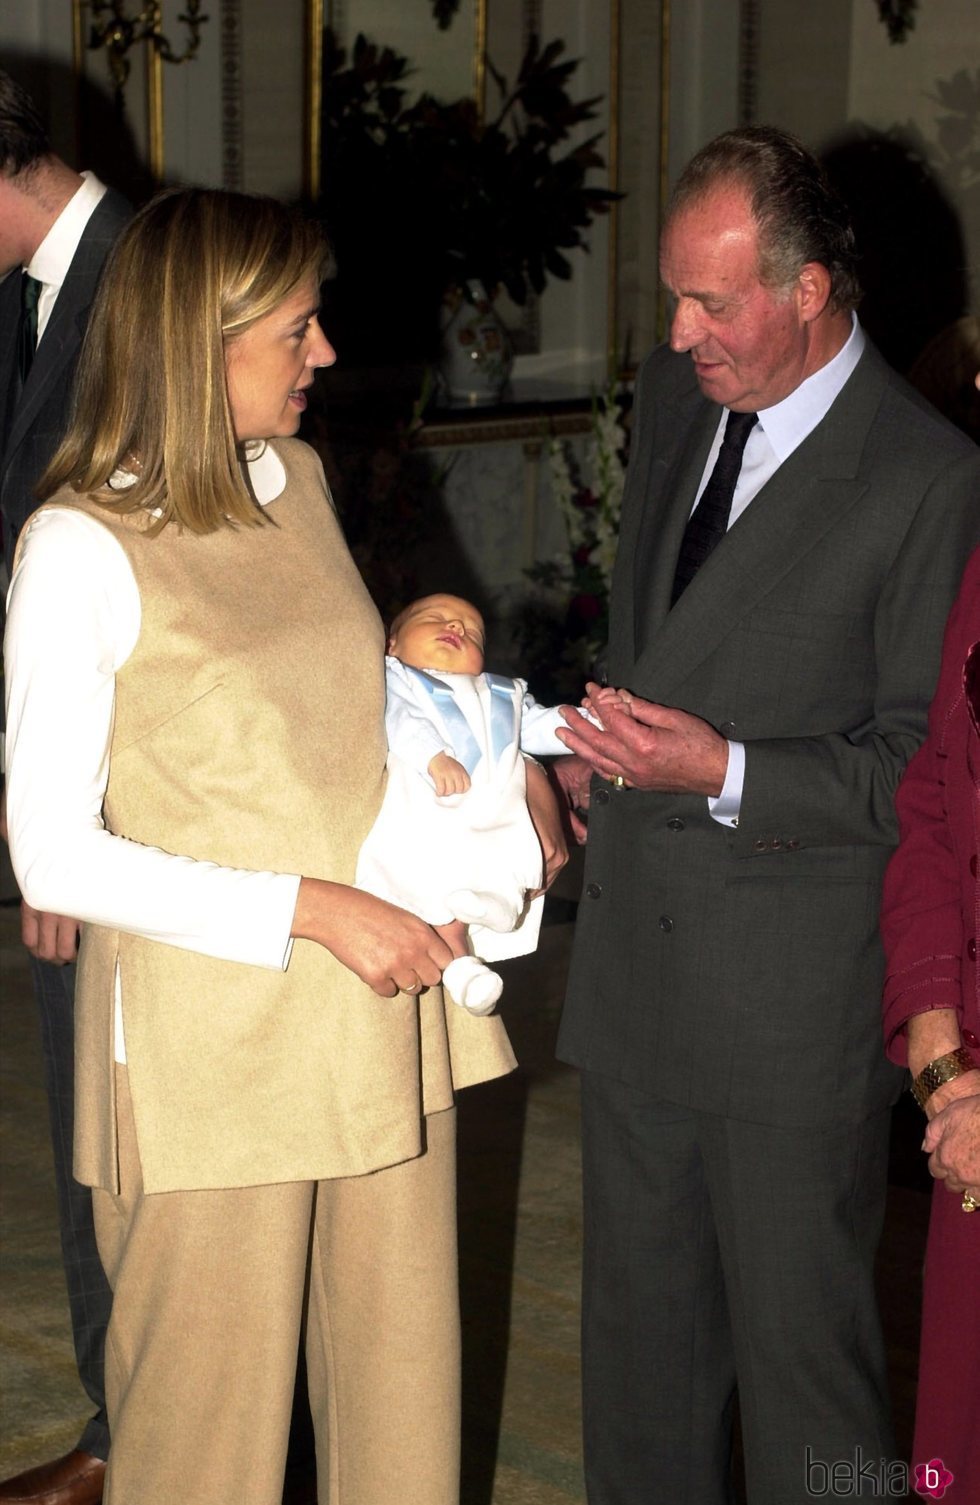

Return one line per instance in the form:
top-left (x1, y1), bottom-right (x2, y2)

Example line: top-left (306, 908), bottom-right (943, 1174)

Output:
top-left (26, 171), bottom-right (109, 290)
top-left (244, 442), bottom-right (287, 504)
top-left (756, 314), bottom-right (865, 463)
top-left (111, 441), bottom-right (287, 509)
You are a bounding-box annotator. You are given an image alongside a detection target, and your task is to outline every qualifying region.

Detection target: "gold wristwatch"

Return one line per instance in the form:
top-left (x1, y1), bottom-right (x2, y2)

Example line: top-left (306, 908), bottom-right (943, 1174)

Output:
top-left (911, 1046), bottom-right (977, 1111)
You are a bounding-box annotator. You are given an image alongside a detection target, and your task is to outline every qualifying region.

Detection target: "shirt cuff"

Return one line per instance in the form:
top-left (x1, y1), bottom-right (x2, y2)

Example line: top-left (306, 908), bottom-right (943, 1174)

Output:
top-left (707, 740), bottom-right (745, 828)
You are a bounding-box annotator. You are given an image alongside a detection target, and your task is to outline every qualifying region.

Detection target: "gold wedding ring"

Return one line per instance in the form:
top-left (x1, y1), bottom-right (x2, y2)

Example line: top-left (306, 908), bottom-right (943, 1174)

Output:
top-left (611, 774), bottom-right (626, 789)
top-left (962, 1192), bottom-right (978, 1213)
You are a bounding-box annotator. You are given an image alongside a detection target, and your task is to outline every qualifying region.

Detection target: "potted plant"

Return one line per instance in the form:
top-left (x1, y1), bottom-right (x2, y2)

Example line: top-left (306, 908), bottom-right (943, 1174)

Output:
top-left (316, 29), bottom-right (619, 397)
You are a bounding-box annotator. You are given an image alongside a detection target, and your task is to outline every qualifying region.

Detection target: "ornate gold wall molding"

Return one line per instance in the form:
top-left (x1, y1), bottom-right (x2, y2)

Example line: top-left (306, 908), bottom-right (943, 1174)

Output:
top-left (74, 1), bottom-right (208, 183)
top-left (221, 0), bottom-right (244, 188)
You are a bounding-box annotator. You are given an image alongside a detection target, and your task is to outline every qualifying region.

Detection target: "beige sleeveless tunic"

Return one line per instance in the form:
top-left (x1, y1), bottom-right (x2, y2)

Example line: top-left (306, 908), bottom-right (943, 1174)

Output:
top-left (57, 439), bottom-right (513, 1193)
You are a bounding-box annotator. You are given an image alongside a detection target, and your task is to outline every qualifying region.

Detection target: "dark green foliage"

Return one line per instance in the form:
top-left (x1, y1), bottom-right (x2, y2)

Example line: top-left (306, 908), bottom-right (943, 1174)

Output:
top-left (874, 0), bottom-right (919, 43)
top-left (316, 29), bottom-right (620, 368)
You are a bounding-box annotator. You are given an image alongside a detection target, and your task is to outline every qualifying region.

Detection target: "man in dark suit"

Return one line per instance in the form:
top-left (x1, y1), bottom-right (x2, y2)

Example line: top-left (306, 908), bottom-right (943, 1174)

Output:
top-left (555, 127), bottom-right (980, 1504)
top-left (0, 69), bottom-right (130, 1505)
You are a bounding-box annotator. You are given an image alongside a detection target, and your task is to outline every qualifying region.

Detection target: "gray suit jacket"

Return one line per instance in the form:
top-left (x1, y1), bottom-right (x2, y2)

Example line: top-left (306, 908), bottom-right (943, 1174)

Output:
top-left (558, 340), bottom-right (980, 1128)
top-left (0, 187), bottom-right (131, 572)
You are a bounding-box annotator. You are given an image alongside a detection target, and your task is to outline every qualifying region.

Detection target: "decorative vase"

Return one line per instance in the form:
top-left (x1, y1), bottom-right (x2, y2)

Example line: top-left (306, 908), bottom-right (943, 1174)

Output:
top-left (438, 280), bottom-right (514, 406)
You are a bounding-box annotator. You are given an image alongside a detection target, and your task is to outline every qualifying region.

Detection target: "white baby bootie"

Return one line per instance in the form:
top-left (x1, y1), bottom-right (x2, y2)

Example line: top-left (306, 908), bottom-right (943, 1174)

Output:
top-left (448, 888), bottom-right (521, 933)
top-left (443, 955), bottom-right (504, 1016)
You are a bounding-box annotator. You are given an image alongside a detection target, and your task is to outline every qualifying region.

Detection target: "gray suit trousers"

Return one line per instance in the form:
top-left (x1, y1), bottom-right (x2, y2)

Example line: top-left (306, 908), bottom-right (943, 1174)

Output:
top-left (579, 1070), bottom-right (894, 1505)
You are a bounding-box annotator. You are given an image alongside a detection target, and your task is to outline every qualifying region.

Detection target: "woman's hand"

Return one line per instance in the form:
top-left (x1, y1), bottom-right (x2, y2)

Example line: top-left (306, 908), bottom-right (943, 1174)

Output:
top-left (21, 902), bottom-right (81, 964)
top-left (291, 878), bottom-right (454, 997)
top-left (549, 755), bottom-right (593, 845)
top-left (2, 792), bottom-right (80, 963)
top-left (524, 759), bottom-right (569, 893)
top-left (923, 1087), bottom-right (980, 1197)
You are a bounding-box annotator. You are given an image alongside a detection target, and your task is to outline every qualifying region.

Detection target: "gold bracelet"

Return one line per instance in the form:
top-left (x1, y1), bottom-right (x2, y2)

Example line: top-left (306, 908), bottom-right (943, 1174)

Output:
top-left (911, 1046), bottom-right (977, 1111)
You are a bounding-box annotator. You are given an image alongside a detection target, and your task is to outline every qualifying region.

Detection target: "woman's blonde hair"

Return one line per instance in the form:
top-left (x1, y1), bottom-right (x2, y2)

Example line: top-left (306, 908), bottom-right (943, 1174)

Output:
top-left (39, 188), bottom-right (332, 533)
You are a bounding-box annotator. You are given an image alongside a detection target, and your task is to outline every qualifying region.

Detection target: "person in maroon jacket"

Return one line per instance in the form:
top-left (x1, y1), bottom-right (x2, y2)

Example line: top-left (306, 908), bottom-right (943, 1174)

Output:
top-left (881, 542), bottom-right (980, 1493)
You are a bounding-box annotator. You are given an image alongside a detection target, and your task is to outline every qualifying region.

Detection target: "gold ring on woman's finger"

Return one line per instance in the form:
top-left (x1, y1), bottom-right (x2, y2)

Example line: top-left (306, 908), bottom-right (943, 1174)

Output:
top-left (962, 1192), bottom-right (978, 1213)
top-left (611, 774), bottom-right (626, 789)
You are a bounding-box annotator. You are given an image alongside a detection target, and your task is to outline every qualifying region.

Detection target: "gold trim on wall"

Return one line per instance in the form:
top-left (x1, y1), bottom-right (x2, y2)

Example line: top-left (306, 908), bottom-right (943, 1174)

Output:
top-left (306, 0), bottom-right (325, 198)
top-left (656, 0), bottom-right (672, 343)
top-left (146, 43), bottom-right (165, 183)
top-left (606, 0), bottom-right (621, 377)
top-left (474, 0), bottom-right (488, 120)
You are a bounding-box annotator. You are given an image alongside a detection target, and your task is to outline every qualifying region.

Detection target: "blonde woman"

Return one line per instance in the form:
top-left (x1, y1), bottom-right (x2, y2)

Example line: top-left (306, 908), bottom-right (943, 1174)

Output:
top-left (3, 189), bottom-right (547, 1505)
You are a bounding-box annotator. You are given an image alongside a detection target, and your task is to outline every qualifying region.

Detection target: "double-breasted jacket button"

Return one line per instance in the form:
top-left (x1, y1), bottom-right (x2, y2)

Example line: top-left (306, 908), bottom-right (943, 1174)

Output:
top-left (963, 1030), bottom-right (980, 1049)
top-left (969, 938), bottom-right (977, 961)
top-left (594, 788), bottom-right (610, 806)
top-left (586, 882), bottom-right (602, 900)
top-left (667, 817), bottom-right (685, 832)
top-left (658, 915), bottom-right (674, 933)
top-left (719, 720), bottom-right (736, 737)
top-left (753, 838), bottom-right (768, 851)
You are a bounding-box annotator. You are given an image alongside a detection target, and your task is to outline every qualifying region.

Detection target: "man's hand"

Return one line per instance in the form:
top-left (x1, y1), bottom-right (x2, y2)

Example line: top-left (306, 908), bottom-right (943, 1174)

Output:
top-left (557, 683), bottom-right (729, 797)
top-left (428, 751), bottom-right (471, 796)
top-left (923, 1090), bottom-right (980, 1198)
top-left (21, 902), bottom-right (80, 964)
top-left (524, 759), bottom-right (569, 891)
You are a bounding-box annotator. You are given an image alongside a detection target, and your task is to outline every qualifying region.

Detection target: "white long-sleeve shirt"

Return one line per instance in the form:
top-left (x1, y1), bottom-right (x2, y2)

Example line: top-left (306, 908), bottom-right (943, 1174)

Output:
top-left (4, 448), bottom-right (303, 1058)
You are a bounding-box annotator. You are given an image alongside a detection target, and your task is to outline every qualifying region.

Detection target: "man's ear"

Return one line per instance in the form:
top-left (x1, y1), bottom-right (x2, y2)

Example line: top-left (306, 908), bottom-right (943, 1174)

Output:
top-left (797, 261), bottom-right (832, 323)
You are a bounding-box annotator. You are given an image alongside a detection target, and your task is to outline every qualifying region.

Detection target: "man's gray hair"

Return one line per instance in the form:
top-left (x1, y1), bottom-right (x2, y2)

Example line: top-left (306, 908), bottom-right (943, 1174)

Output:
top-left (668, 125), bottom-right (862, 314)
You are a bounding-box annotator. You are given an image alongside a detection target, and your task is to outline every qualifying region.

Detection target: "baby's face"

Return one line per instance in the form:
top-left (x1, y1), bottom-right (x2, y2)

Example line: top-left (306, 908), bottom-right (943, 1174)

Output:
top-left (389, 594), bottom-right (486, 676)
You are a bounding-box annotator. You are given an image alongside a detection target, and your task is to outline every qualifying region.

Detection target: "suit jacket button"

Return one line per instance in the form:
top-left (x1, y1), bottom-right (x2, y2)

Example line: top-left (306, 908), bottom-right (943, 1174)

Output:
top-left (770, 837), bottom-right (783, 850)
top-left (586, 882), bottom-right (602, 899)
top-left (720, 720), bottom-right (736, 737)
top-left (786, 839), bottom-right (800, 850)
top-left (594, 788), bottom-right (610, 806)
top-left (667, 817), bottom-right (685, 832)
top-left (963, 1030), bottom-right (980, 1048)
top-left (658, 915), bottom-right (673, 932)
top-left (753, 838), bottom-right (767, 851)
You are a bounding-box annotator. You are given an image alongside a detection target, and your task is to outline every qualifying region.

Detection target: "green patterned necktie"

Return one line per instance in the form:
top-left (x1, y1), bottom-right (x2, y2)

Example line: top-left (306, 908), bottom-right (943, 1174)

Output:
top-left (19, 272), bottom-right (43, 382)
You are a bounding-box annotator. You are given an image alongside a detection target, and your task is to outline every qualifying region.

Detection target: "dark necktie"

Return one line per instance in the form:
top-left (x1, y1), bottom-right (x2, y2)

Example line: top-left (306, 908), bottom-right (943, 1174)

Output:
top-left (18, 271), bottom-right (43, 383)
top-left (671, 408), bottom-right (758, 605)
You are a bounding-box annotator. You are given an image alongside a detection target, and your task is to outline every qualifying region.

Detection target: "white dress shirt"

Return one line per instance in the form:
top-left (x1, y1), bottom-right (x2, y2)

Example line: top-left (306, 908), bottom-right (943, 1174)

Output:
top-left (26, 171), bottom-right (109, 341)
top-left (703, 316), bottom-right (866, 826)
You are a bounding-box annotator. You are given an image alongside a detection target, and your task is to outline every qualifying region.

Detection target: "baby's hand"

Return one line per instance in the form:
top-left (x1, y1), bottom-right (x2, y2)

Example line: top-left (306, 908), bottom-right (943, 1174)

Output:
top-left (583, 685), bottom-right (636, 719)
top-left (429, 751), bottom-right (471, 796)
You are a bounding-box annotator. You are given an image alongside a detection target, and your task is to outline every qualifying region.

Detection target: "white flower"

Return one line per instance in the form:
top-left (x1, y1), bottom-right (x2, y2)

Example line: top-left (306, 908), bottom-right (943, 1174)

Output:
top-left (549, 437), bottom-right (587, 546)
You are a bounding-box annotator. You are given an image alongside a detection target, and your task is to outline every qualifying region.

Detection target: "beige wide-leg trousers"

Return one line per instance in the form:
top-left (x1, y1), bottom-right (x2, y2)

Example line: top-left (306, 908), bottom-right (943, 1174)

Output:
top-left (93, 1069), bottom-right (460, 1505)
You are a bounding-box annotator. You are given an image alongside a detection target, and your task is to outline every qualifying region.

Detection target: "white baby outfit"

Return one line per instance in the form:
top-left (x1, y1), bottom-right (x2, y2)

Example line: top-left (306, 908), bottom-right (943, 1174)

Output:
top-left (355, 658), bottom-right (575, 1014)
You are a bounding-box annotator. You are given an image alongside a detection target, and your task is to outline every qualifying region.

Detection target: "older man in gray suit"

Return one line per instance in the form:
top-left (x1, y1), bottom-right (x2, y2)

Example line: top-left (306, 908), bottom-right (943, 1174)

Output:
top-left (0, 68), bottom-right (130, 1505)
top-left (556, 127), bottom-right (980, 1505)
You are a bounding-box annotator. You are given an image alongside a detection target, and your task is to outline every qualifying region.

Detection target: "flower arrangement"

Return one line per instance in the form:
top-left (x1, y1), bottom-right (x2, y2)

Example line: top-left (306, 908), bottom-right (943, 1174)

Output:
top-left (517, 381), bottom-right (631, 703)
